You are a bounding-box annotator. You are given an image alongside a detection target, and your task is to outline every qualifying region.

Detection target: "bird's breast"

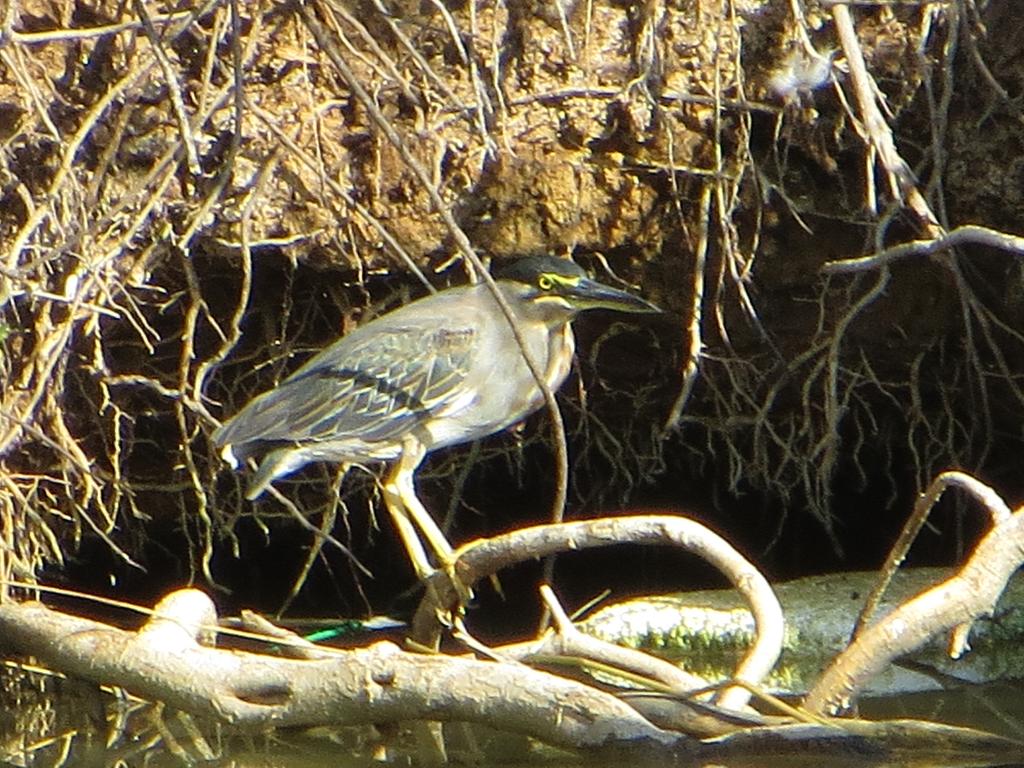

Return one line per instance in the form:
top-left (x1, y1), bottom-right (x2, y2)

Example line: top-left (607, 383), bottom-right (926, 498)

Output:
top-left (424, 319), bottom-right (574, 450)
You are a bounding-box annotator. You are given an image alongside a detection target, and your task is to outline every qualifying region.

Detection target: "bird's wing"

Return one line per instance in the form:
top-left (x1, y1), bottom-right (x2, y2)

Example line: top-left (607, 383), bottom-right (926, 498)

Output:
top-left (213, 322), bottom-right (478, 449)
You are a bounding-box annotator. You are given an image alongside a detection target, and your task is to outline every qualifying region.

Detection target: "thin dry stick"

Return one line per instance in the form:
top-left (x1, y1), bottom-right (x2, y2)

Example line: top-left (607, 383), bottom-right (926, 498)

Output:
top-left (664, 182), bottom-right (712, 430)
top-left (263, 483), bottom-right (371, 577)
top-left (0, 46), bottom-right (61, 141)
top-left (277, 485), bottom-right (340, 617)
top-left (191, 0), bottom-right (252, 403)
top-left (0, 580), bottom-right (352, 655)
top-left (822, 224), bottom-right (1024, 274)
top-left (552, 0), bottom-right (576, 60)
top-left (133, 0), bottom-right (201, 175)
top-left (424, 0), bottom-right (494, 157)
top-left (818, 269), bottom-right (891, 533)
top-left (8, 10), bottom-right (192, 43)
top-left (165, 7), bottom-right (264, 576)
top-left (298, 0), bottom-right (570, 528)
top-left (830, 1), bottom-right (939, 229)
top-left (327, 4), bottom-right (420, 107)
top-left (172, 122), bottom-right (258, 582)
top-left (173, 279), bottom-right (217, 586)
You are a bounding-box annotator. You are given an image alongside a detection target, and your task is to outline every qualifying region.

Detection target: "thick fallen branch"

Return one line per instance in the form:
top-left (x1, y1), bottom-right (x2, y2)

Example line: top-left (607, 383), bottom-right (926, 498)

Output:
top-left (0, 592), bottom-right (686, 753)
top-left (4, 588), bottom-right (1020, 767)
top-left (0, 512), bottom-right (783, 749)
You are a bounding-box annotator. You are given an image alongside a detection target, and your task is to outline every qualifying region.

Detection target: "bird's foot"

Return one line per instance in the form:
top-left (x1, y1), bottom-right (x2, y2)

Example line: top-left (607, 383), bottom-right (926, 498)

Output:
top-left (417, 556), bottom-right (472, 620)
top-left (439, 557), bottom-right (474, 606)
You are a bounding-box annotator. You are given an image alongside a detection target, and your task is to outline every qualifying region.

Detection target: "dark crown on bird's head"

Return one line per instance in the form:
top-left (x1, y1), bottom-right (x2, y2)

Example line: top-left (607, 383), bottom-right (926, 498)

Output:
top-left (494, 255), bottom-right (586, 286)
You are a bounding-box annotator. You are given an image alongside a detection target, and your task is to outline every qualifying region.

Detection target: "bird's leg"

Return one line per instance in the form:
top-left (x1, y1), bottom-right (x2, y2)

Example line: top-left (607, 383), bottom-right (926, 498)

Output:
top-left (380, 473), bottom-right (437, 582)
top-left (382, 439), bottom-right (471, 606)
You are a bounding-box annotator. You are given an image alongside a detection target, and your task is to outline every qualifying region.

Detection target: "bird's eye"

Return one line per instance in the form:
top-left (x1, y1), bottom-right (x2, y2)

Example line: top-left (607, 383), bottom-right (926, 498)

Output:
top-left (538, 275), bottom-right (554, 290)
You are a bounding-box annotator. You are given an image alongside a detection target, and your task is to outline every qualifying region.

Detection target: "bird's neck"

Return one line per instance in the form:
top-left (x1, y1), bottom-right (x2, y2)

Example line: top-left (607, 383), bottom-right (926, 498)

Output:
top-left (544, 322), bottom-right (575, 390)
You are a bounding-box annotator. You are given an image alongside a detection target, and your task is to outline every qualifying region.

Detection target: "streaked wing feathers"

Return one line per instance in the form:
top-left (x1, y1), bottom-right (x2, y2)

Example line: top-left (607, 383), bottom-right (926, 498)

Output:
top-left (214, 324), bottom-right (477, 449)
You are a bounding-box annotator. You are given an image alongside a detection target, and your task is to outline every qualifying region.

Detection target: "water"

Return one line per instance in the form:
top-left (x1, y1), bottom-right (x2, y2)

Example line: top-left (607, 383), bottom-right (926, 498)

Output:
top-left (2, 665), bottom-right (1022, 767)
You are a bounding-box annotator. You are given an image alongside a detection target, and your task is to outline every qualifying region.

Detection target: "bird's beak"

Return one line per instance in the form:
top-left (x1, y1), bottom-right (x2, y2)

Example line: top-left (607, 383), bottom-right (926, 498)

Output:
top-left (568, 277), bottom-right (661, 314)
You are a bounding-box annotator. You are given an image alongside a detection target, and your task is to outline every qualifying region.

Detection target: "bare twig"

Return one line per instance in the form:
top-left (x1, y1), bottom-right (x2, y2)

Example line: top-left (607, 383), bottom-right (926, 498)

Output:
top-left (664, 182), bottom-right (711, 430)
top-left (8, 10), bottom-right (193, 43)
top-left (133, 0), bottom-right (201, 175)
top-left (822, 224), bottom-right (1024, 274)
top-left (830, 1), bottom-right (938, 228)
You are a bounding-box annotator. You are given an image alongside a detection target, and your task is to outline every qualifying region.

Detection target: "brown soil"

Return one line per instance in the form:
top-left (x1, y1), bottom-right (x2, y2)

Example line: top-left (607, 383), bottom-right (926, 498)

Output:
top-left (2, 0), bottom-right (1023, 609)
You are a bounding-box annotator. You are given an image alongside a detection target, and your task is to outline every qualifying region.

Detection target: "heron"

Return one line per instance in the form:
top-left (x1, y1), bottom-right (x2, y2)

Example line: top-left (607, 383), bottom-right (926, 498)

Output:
top-left (213, 256), bottom-right (659, 581)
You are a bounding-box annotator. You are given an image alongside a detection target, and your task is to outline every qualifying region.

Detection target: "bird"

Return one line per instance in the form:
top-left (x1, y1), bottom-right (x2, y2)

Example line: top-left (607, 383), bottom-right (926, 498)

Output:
top-left (212, 255), bottom-right (659, 581)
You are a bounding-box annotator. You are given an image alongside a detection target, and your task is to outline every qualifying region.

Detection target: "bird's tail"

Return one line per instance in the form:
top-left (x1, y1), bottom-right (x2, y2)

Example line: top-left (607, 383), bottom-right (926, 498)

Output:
top-left (246, 447), bottom-right (306, 500)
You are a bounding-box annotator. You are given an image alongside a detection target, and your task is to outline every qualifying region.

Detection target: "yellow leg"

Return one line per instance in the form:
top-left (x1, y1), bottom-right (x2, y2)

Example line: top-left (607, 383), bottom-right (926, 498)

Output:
top-left (381, 438), bottom-right (455, 578)
top-left (382, 439), bottom-right (474, 611)
top-left (380, 477), bottom-right (436, 581)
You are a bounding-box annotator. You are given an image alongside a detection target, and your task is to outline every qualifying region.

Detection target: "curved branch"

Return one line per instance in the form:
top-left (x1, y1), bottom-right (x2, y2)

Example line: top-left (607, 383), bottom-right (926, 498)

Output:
top-left (417, 514), bottom-right (785, 712)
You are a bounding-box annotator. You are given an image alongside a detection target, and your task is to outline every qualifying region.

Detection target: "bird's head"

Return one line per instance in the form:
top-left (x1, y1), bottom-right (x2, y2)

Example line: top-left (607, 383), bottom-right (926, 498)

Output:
top-left (496, 255), bottom-right (660, 316)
